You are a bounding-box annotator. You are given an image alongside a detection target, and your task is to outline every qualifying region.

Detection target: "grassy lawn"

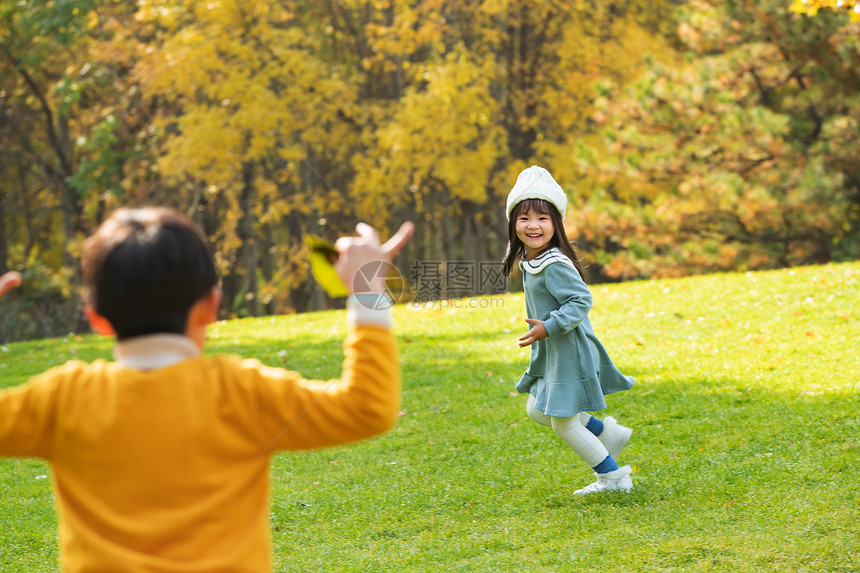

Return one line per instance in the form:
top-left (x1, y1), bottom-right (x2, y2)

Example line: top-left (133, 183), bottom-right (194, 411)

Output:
top-left (2, 262), bottom-right (858, 572)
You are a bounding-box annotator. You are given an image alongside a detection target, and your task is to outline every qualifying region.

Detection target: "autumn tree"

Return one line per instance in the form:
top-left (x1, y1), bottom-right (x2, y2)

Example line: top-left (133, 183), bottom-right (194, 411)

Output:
top-left (575, 0), bottom-right (860, 280)
top-left (8, 0), bottom-right (856, 341)
top-left (349, 0), bottom-right (680, 294)
top-left (133, 0), bottom-right (363, 315)
top-left (0, 0), bottom-right (151, 337)
top-left (1, 0), bottom-right (95, 262)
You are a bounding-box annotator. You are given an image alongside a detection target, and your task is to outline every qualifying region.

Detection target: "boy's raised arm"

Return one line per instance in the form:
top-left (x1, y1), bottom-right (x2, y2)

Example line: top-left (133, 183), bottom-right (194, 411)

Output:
top-left (253, 222), bottom-right (415, 451)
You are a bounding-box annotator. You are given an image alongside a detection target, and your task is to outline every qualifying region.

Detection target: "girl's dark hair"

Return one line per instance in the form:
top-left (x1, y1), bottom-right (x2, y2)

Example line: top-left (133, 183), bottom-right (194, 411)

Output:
top-left (82, 207), bottom-right (218, 340)
top-left (501, 198), bottom-right (585, 280)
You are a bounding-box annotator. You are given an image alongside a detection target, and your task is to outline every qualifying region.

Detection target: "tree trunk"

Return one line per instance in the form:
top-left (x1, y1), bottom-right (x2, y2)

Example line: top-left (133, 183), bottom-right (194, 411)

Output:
top-left (238, 162), bottom-right (259, 317)
top-left (286, 210), bottom-right (315, 313)
top-left (0, 190), bottom-right (7, 275)
top-left (260, 195), bottom-right (275, 315)
top-left (441, 193), bottom-right (454, 263)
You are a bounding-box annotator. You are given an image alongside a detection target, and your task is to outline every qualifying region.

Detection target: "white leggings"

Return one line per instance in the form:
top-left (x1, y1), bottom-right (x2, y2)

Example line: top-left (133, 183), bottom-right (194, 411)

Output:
top-left (526, 393), bottom-right (609, 468)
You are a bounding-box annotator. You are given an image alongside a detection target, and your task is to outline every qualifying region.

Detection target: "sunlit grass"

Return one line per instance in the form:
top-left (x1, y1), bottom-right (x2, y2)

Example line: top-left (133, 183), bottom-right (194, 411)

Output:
top-left (2, 262), bottom-right (858, 571)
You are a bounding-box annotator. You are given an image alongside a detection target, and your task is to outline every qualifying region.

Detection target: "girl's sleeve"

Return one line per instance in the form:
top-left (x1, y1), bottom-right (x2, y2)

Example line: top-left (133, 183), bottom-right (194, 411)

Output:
top-left (542, 263), bottom-right (593, 337)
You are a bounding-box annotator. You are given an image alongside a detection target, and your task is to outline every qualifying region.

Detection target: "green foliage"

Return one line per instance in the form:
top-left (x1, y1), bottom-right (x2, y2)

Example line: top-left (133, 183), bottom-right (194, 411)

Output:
top-left (1, 262), bottom-right (859, 570)
top-left (0, 0), bottom-right (96, 59)
top-left (68, 114), bottom-right (127, 195)
top-left (0, 247), bottom-right (80, 344)
top-left (576, 0), bottom-right (860, 281)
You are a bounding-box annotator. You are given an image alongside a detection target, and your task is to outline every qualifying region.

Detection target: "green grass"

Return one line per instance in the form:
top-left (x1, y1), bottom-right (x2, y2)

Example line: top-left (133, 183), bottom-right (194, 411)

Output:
top-left (2, 262), bottom-right (859, 572)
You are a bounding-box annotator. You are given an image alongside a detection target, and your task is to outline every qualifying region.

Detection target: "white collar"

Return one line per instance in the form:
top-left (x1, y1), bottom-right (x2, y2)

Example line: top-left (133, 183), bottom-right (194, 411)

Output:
top-left (520, 248), bottom-right (575, 275)
top-left (113, 334), bottom-right (200, 370)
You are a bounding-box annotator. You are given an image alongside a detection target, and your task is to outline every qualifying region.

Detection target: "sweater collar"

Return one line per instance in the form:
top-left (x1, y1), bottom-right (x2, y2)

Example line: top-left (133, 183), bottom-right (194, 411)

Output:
top-left (113, 334), bottom-right (200, 370)
top-left (520, 248), bottom-right (575, 275)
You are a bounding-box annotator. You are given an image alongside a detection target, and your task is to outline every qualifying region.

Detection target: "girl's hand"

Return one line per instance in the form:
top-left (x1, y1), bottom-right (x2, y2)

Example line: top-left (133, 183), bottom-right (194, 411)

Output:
top-left (0, 271), bottom-right (22, 299)
top-left (518, 318), bottom-right (548, 347)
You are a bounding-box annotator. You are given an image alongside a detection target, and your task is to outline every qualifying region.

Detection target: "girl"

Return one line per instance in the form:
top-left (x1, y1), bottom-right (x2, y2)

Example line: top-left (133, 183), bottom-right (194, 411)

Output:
top-left (503, 165), bottom-right (636, 495)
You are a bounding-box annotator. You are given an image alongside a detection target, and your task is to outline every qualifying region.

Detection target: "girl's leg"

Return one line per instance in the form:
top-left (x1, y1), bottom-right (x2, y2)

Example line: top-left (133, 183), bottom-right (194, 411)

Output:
top-left (579, 412), bottom-right (605, 435)
top-left (550, 414), bottom-right (618, 473)
top-left (579, 412), bottom-right (633, 460)
top-left (527, 402), bottom-right (607, 463)
top-left (552, 414), bottom-right (634, 494)
top-left (526, 393), bottom-right (552, 427)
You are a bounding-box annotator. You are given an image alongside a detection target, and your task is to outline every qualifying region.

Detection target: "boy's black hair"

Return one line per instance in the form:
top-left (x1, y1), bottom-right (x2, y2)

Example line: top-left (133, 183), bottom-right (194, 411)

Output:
top-left (82, 207), bottom-right (218, 340)
top-left (501, 198), bottom-right (585, 279)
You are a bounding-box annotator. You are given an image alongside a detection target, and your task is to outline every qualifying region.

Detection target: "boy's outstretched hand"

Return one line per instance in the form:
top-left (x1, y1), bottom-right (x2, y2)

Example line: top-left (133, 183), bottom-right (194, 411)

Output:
top-left (334, 222), bottom-right (414, 295)
top-left (0, 271), bottom-right (21, 299)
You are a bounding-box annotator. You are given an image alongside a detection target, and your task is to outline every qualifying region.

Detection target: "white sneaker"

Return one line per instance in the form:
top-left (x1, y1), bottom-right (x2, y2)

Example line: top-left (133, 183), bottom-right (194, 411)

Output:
top-left (598, 416), bottom-right (632, 460)
top-left (573, 465), bottom-right (633, 495)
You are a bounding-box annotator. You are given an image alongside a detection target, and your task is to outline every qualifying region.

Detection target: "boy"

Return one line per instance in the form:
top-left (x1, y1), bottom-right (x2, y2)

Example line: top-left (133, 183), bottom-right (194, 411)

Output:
top-left (0, 207), bottom-right (413, 572)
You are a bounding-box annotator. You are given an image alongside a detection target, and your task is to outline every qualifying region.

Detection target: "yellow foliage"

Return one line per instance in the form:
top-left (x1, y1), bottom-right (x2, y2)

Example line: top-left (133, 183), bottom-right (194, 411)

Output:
top-left (791, 0), bottom-right (860, 20)
top-left (355, 47), bottom-right (504, 211)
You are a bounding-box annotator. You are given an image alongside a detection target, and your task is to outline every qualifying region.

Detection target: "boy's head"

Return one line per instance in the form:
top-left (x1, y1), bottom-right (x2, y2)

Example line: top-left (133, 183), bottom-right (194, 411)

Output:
top-left (82, 207), bottom-right (218, 341)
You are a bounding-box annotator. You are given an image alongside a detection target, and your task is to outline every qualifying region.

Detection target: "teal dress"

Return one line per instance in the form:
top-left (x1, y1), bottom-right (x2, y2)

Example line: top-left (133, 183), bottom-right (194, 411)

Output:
top-left (515, 248), bottom-right (634, 417)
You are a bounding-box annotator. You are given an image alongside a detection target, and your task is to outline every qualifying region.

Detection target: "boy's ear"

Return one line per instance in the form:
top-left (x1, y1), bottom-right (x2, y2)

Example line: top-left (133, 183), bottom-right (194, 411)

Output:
top-left (206, 287), bottom-right (222, 323)
top-left (85, 305), bottom-right (116, 336)
top-left (191, 287), bottom-right (222, 326)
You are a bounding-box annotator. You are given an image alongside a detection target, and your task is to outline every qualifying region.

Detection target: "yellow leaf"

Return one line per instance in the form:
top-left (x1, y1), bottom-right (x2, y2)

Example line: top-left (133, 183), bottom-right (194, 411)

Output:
top-left (305, 235), bottom-right (349, 298)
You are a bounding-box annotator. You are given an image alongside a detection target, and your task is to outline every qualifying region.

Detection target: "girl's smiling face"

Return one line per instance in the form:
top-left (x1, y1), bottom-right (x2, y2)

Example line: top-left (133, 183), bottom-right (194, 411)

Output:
top-left (515, 208), bottom-right (555, 259)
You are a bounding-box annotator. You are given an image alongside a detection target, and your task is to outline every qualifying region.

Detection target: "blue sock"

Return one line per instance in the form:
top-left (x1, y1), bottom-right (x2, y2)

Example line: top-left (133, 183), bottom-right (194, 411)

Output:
top-left (585, 415), bottom-right (604, 436)
top-left (592, 455), bottom-right (619, 475)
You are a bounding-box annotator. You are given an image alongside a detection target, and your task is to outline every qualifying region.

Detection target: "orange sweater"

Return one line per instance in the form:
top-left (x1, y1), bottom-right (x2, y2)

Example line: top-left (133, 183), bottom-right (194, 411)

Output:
top-left (0, 325), bottom-right (399, 572)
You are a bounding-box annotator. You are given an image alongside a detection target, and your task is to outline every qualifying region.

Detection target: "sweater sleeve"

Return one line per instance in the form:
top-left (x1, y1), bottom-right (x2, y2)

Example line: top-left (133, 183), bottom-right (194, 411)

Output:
top-left (243, 308), bottom-right (400, 452)
top-left (541, 263), bottom-right (593, 337)
top-left (0, 369), bottom-right (63, 458)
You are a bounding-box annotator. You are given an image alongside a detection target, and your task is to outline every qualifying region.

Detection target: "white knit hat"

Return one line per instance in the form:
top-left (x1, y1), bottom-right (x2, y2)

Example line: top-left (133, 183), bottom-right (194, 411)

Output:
top-left (505, 165), bottom-right (567, 220)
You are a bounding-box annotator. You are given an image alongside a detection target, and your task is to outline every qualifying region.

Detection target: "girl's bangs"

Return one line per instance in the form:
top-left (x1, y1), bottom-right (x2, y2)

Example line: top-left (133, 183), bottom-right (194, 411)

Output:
top-left (511, 198), bottom-right (554, 218)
